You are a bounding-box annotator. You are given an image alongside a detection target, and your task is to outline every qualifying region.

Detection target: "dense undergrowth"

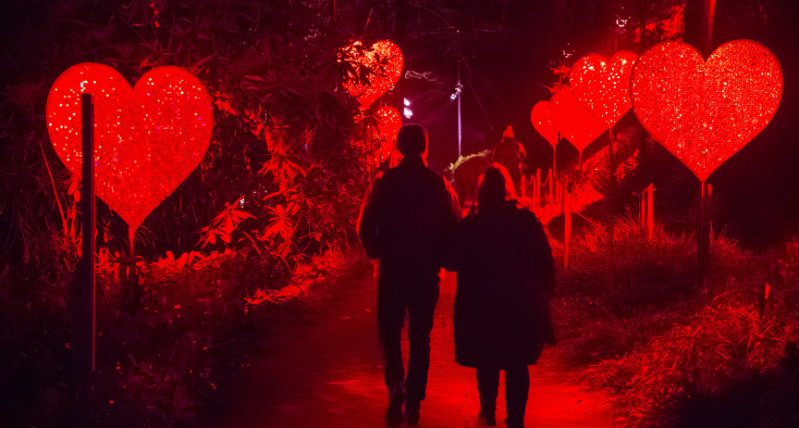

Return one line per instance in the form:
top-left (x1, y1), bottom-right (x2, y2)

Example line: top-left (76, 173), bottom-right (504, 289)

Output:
top-left (0, 246), bottom-right (368, 427)
top-left (554, 213), bottom-right (799, 428)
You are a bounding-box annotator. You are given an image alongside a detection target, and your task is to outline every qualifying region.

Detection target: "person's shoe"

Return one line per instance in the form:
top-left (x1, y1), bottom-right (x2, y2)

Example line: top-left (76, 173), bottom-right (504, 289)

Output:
top-left (384, 387), bottom-right (405, 427)
top-left (477, 410), bottom-right (496, 426)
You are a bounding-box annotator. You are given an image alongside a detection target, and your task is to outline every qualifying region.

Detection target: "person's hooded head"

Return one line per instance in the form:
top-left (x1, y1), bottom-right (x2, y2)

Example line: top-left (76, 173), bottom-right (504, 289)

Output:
top-left (477, 163), bottom-right (516, 212)
top-left (396, 124), bottom-right (428, 158)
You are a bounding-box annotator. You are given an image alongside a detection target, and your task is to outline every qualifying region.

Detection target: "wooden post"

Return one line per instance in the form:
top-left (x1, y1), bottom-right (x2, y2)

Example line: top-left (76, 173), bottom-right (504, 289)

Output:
top-left (697, 182), bottom-right (712, 287)
top-left (128, 227), bottom-right (139, 310)
top-left (72, 93), bottom-right (95, 387)
top-left (646, 184), bottom-right (655, 240)
top-left (607, 127), bottom-right (616, 293)
top-left (564, 182), bottom-right (572, 269)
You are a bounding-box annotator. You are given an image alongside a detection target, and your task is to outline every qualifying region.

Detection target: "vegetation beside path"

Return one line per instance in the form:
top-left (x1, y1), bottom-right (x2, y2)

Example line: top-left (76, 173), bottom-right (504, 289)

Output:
top-left (553, 214), bottom-right (799, 428)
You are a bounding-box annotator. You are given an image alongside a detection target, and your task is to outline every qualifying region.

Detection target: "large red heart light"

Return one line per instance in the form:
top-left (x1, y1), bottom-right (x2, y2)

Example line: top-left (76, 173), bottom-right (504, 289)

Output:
top-left (46, 63), bottom-right (214, 230)
top-left (550, 88), bottom-right (607, 153)
top-left (632, 40), bottom-right (782, 182)
top-left (571, 51), bottom-right (638, 128)
top-left (343, 40), bottom-right (403, 109)
top-left (531, 101), bottom-right (558, 147)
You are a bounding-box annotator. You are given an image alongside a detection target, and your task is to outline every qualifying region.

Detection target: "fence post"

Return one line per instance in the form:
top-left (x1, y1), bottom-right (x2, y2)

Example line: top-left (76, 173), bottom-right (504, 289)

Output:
top-left (71, 93), bottom-right (95, 388)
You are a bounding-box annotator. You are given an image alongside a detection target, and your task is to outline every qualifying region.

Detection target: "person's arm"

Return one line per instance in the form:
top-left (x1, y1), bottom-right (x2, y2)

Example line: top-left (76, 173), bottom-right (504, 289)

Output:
top-left (440, 179), bottom-right (462, 271)
top-left (357, 175), bottom-right (382, 259)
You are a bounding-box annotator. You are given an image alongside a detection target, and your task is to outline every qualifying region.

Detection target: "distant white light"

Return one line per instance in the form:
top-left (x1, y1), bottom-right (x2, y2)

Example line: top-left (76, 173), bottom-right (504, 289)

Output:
top-left (404, 107), bottom-right (413, 118)
top-left (403, 98), bottom-right (411, 106)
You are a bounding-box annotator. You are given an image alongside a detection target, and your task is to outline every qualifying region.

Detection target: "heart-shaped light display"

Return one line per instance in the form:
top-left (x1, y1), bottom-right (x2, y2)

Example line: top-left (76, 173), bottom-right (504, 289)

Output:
top-left (571, 51), bottom-right (638, 128)
top-left (46, 63), bottom-right (214, 230)
top-left (550, 88), bottom-right (607, 153)
top-left (531, 101), bottom-right (558, 147)
top-left (343, 40), bottom-right (403, 109)
top-left (355, 106), bottom-right (401, 163)
top-left (632, 40), bottom-right (782, 182)
top-left (373, 106), bottom-right (401, 163)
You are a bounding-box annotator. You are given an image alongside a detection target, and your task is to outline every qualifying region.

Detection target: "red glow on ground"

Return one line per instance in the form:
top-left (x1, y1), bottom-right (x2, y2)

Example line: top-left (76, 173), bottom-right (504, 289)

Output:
top-left (46, 63), bottom-right (214, 230)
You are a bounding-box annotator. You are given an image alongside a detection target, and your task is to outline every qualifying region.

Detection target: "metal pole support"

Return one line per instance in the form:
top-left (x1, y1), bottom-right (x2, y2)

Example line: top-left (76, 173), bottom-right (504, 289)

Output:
top-left (71, 93), bottom-right (95, 387)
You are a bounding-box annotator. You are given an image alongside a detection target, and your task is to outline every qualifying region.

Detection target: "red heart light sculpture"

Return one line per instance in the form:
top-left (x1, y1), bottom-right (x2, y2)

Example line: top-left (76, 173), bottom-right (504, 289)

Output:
top-left (355, 106), bottom-right (401, 164)
top-left (550, 88), bottom-right (607, 153)
top-left (46, 63), bottom-right (214, 230)
top-left (343, 40), bottom-right (403, 109)
top-left (571, 51), bottom-right (638, 128)
top-left (632, 40), bottom-right (782, 182)
top-left (374, 106), bottom-right (401, 163)
top-left (531, 101), bottom-right (558, 147)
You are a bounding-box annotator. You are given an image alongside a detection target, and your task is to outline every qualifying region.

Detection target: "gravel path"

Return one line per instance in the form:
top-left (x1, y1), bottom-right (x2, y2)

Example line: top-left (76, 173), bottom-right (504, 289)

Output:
top-left (220, 269), bottom-right (612, 428)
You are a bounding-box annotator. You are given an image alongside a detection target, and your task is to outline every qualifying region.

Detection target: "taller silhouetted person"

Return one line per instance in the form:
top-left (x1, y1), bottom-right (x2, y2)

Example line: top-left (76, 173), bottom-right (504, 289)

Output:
top-left (358, 124), bottom-right (460, 427)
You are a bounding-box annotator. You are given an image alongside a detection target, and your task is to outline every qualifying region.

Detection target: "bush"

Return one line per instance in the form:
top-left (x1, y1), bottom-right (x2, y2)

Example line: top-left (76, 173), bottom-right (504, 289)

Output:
top-left (554, 213), bottom-right (799, 427)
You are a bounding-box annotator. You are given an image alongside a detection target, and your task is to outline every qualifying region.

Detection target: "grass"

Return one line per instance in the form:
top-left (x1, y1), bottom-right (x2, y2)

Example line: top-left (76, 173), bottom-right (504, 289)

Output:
top-left (554, 212), bottom-right (799, 427)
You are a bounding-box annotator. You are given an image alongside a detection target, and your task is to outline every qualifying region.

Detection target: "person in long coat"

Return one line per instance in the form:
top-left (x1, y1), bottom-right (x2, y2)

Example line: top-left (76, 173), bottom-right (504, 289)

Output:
top-left (451, 164), bottom-right (555, 428)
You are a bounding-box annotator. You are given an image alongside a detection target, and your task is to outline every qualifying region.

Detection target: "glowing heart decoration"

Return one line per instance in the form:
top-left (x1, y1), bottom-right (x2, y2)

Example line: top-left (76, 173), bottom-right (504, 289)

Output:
top-left (343, 40), bottom-right (403, 109)
top-left (373, 106), bottom-right (401, 163)
top-left (550, 88), bottom-right (607, 153)
top-left (356, 106), bottom-right (401, 163)
top-left (632, 40), bottom-right (782, 182)
top-left (46, 63), bottom-right (214, 230)
top-left (531, 101), bottom-right (558, 146)
top-left (571, 51), bottom-right (638, 128)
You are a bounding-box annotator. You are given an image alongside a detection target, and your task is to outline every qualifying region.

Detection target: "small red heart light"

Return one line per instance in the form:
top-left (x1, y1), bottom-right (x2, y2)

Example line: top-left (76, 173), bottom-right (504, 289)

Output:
top-left (374, 106), bottom-right (401, 163)
top-left (571, 51), bottom-right (638, 128)
top-left (531, 101), bottom-right (558, 147)
top-left (632, 40), bottom-right (782, 182)
top-left (550, 88), bottom-right (607, 153)
top-left (356, 106), bottom-right (401, 164)
top-left (343, 40), bottom-right (403, 109)
top-left (46, 63), bottom-right (214, 230)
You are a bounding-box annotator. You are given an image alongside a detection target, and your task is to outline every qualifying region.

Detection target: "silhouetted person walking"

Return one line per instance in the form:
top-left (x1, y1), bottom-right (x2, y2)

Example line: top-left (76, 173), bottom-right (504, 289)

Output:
top-left (358, 124), bottom-right (461, 427)
top-left (451, 164), bottom-right (555, 428)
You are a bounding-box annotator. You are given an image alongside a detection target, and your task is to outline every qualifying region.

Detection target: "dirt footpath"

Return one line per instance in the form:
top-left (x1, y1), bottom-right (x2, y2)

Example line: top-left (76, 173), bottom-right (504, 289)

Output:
top-left (220, 270), bottom-right (612, 428)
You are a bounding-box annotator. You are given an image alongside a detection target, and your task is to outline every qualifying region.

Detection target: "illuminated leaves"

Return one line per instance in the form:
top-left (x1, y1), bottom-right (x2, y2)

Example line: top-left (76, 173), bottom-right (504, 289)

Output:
top-left (341, 40), bottom-right (403, 109)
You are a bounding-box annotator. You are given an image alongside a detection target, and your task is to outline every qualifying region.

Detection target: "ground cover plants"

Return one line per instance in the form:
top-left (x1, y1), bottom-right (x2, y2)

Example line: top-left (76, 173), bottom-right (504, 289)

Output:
top-left (0, 1), bottom-right (390, 426)
top-left (554, 212), bottom-right (799, 427)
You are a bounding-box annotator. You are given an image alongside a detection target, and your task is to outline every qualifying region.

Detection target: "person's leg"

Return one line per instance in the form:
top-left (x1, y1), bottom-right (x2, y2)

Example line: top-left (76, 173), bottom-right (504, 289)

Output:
top-left (376, 279), bottom-right (408, 425)
top-left (404, 282), bottom-right (439, 422)
top-left (476, 367), bottom-right (499, 426)
top-left (504, 366), bottom-right (530, 428)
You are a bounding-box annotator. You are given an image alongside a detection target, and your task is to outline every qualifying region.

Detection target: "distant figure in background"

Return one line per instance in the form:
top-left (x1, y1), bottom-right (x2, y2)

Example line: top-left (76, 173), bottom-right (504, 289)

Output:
top-left (451, 150), bottom-right (493, 211)
top-left (357, 124), bottom-right (461, 427)
top-left (451, 164), bottom-right (555, 428)
top-left (492, 126), bottom-right (526, 193)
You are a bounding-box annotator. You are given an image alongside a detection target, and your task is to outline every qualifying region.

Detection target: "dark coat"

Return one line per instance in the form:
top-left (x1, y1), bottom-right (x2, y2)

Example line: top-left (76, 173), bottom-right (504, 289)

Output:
top-left (357, 156), bottom-right (460, 281)
top-left (452, 202), bottom-right (555, 369)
